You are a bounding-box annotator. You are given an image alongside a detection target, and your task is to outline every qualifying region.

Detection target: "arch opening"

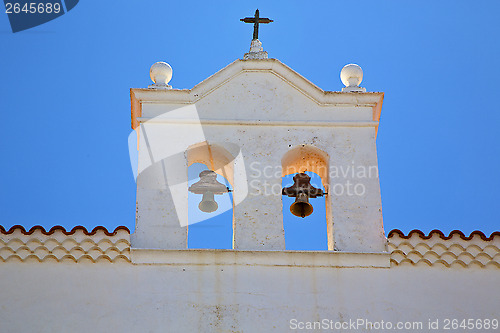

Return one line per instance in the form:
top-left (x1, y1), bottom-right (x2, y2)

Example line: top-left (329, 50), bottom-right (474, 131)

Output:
top-left (186, 142), bottom-right (237, 249)
top-left (281, 145), bottom-right (331, 251)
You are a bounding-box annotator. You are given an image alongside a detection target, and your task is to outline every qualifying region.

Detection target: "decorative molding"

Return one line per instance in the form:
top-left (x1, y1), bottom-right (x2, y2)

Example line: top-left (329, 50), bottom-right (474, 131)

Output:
top-left (130, 59), bottom-right (384, 131)
top-left (388, 229), bottom-right (500, 268)
top-left (136, 117), bottom-right (379, 128)
top-left (131, 248), bottom-right (391, 268)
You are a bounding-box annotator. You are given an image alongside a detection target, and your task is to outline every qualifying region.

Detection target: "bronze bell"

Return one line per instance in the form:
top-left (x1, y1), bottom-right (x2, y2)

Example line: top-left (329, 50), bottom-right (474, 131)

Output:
top-left (282, 173), bottom-right (324, 218)
top-left (188, 170), bottom-right (229, 213)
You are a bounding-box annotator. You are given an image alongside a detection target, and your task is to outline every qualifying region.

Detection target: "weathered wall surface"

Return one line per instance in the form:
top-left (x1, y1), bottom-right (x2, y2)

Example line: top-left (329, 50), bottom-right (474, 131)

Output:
top-left (0, 227), bottom-right (499, 332)
top-left (0, 260), bottom-right (498, 333)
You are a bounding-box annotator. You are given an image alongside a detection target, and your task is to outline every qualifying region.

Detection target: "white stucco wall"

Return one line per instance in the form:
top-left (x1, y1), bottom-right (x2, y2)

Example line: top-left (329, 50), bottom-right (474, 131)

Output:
top-left (0, 258), bottom-right (498, 333)
top-left (1, 226), bottom-right (498, 332)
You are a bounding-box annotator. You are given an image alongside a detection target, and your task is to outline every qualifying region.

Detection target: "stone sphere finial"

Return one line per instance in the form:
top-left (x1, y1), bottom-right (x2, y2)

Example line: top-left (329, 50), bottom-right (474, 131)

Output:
top-left (149, 61), bottom-right (173, 89)
top-left (340, 64), bottom-right (366, 92)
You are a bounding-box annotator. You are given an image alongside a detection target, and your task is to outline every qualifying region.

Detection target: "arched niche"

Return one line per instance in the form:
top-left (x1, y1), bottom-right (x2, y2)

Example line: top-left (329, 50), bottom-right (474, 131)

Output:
top-left (186, 142), bottom-right (239, 249)
top-left (187, 141), bottom-right (238, 186)
top-left (282, 144), bottom-right (329, 181)
top-left (281, 145), bottom-right (333, 250)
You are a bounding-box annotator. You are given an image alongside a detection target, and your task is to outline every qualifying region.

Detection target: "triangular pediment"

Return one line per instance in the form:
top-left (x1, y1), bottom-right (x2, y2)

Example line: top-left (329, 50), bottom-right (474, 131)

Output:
top-left (131, 59), bottom-right (383, 129)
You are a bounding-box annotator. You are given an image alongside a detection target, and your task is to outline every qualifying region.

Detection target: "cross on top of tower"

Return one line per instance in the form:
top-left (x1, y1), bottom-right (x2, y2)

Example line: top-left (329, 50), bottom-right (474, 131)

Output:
top-left (240, 9), bottom-right (273, 40)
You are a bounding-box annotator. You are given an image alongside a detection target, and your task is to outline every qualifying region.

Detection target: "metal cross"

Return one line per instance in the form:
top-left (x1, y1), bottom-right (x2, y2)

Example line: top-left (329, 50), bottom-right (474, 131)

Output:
top-left (240, 9), bottom-right (273, 40)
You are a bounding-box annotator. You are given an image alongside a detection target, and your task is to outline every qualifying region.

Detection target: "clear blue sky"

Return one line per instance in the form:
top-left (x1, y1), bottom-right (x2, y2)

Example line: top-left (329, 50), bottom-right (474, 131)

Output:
top-left (1, 1), bottom-right (499, 249)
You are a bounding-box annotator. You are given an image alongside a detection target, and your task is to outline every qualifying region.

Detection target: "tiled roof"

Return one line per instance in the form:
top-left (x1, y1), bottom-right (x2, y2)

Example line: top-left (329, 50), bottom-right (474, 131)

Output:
top-left (388, 229), bottom-right (500, 241)
top-left (388, 229), bottom-right (500, 268)
top-left (0, 225), bottom-right (130, 236)
top-left (1, 225), bottom-right (499, 268)
top-left (0, 225), bottom-right (130, 263)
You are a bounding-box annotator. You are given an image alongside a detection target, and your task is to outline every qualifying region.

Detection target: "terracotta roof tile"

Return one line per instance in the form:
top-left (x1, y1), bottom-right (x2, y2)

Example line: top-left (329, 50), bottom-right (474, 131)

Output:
top-left (388, 229), bottom-right (500, 241)
top-left (0, 225), bottom-right (131, 263)
top-left (388, 229), bottom-right (500, 268)
top-left (0, 225), bottom-right (130, 236)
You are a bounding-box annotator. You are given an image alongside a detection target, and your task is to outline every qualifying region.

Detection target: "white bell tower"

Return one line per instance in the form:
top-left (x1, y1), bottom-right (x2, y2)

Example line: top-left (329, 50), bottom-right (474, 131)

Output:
top-left (130, 47), bottom-right (386, 252)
